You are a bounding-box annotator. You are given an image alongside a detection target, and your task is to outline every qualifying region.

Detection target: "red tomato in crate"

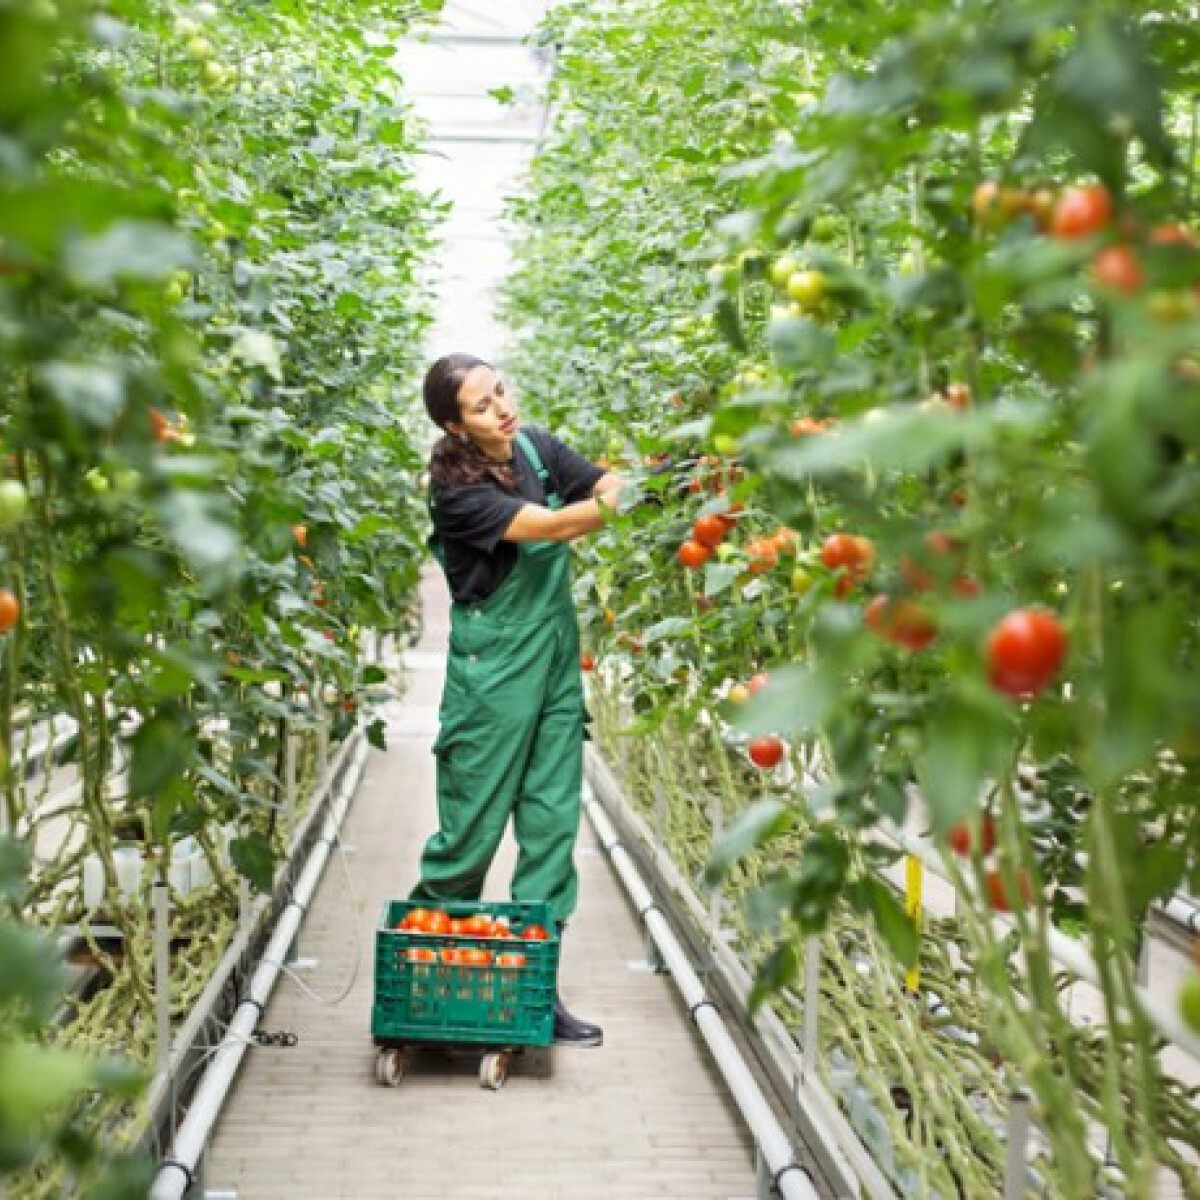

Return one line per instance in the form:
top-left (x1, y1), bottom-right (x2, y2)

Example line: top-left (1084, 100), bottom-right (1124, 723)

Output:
top-left (406, 947), bottom-right (437, 964)
top-left (521, 923), bottom-right (551, 941)
top-left (497, 952), bottom-right (527, 969)
top-left (422, 910), bottom-right (451, 936)
top-left (459, 947), bottom-right (494, 967)
top-left (462, 915), bottom-right (495, 937)
top-left (401, 907), bottom-right (431, 931)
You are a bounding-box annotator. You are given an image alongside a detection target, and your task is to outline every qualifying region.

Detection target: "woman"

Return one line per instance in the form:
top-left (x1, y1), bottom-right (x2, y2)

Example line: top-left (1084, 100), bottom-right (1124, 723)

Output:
top-left (410, 352), bottom-right (621, 1048)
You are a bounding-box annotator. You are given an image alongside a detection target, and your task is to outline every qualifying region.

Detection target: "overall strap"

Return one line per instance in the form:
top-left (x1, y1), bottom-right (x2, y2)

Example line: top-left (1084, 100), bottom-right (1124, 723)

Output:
top-left (515, 430), bottom-right (562, 509)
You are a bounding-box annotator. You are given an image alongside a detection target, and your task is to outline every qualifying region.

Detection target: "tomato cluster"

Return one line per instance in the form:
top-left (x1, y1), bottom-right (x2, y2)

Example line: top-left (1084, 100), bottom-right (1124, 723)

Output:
top-left (394, 908), bottom-right (550, 969)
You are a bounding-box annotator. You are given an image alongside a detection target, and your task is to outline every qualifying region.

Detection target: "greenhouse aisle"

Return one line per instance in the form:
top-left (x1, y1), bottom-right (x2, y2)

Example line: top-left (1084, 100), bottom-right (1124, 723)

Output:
top-left (205, 5), bottom-right (761, 1198)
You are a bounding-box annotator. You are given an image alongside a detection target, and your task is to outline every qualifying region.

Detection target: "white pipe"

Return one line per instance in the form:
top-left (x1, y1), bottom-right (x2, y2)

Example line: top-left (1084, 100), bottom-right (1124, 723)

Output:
top-left (149, 740), bottom-right (368, 1200)
top-left (585, 749), bottom-right (892, 1199)
top-left (583, 790), bottom-right (820, 1200)
top-left (1159, 893), bottom-right (1200, 934)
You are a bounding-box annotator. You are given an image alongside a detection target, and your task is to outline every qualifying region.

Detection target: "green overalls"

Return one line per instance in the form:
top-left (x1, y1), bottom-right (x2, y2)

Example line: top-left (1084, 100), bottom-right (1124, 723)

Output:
top-left (412, 433), bottom-right (585, 925)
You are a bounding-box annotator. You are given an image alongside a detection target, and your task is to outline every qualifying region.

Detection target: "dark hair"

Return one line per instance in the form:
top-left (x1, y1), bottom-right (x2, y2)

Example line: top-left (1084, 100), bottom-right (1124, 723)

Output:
top-left (424, 353), bottom-right (519, 493)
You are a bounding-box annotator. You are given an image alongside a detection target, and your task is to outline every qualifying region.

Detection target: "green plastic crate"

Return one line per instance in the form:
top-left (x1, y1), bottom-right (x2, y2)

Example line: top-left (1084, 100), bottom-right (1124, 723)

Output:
top-left (371, 899), bottom-right (559, 1048)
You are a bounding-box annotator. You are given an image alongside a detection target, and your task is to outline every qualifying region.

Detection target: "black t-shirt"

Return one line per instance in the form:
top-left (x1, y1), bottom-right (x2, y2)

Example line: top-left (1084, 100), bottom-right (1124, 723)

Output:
top-left (431, 426), bottom-right (605, 605)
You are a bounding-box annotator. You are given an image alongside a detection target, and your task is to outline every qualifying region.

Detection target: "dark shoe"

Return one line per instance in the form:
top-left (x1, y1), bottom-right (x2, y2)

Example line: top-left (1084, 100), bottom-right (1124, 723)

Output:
top-left (553, 997), bottom-right (603, 1048)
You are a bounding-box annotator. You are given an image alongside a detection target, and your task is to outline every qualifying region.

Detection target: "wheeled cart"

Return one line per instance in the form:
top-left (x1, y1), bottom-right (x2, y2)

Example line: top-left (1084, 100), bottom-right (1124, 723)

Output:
top-left (370, 899), bottom-right (559, 1091)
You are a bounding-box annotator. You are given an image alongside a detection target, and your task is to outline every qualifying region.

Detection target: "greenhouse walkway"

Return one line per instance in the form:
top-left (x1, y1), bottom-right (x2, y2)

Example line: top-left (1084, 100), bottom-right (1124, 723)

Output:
top-left (204, 568), bottom-right (758, 1200)
top-left (205, 4), bottom-right (762, 1197)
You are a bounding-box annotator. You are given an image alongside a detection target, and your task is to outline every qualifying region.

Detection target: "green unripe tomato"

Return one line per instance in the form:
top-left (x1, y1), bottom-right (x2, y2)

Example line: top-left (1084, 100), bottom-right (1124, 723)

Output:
top-left (769, 253), bottom-right (800, 288)
top-left (786, 269), bottom-right (827, 309)
top-left (113, 468), bottom-right (141, 496)
top-left (185, 35), bottom-right (215, 62)
top-left (809, 214), bottom-right (839, 240)
top-left (85, 468), bottom-right (111, 495)
top-left (790, 565), bottom-right (814, 595)
top-left (712, 433), bottom-right (739, 455)
top-left (203, 61), bottom-right (230, 87)
top-left (0, 480), bottom-right (29, 532)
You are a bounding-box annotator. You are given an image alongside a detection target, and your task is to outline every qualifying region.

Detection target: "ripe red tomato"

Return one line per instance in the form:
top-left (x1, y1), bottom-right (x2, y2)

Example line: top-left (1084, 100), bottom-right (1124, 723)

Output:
top-left (401, 907), bottom-right (431, 931)
top-left (448, 917), bottom-right (466, 936)
top-left (420, 909), bottom-right (451, 936)
top-left (1091, 244), bottom-right (1144, 294)
top-left (580, 651), bottom-right (595, 671)
top-left (944, 382), bottom-right (971, 412)
top-left (947, 811), bottom-right (997, 857)
top-left (0, 589), bottom-right (20, 635)
top-left (496, 952), bottom-right (527, 969)
top-left (406, 947), bottom-right (437, 964)
top-left (899, 530), bottom-right (965, 592)
top-left (521, 923), bottom-right (550, 941)
top-left (458, 947), bottom-right (493, 967)
top-left (747, 736), bottom-right (785, 769)
top-left (1050, 184), bottom-right (1112, 240)
top-left (462, 915), bottom-right (494, 937)
top-left (984, 868), bottom-right (1034, 912)
top-left (440, 946), bottom-right (462, 965)
top-left (986, 608), bottom-right (1068, 700)
top-left (747, 672), bottom-right (769, 696)
top-left (692, 514), bottom-right (727, 549)
top-left (677, 539), bottom-right (712, 569)
top-left (789, 416), bottom-right (830, 438)
top-left (820, 533), bottom-right (875, 596)
top-left (864, 595), bottom-right (937, 652)
top-left (1150, 224), bottom-right (1197, 248)
top-left (292, 523), bottom-right (308, 548)
top-left (490, 924), bottom-right (513, 939)
top-left (746, 538), bottom-right (778, 575)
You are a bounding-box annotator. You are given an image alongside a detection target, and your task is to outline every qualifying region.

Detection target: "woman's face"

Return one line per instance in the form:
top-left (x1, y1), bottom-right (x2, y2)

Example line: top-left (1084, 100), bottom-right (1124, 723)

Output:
top-left (448, 364), bottom-right (518, 457)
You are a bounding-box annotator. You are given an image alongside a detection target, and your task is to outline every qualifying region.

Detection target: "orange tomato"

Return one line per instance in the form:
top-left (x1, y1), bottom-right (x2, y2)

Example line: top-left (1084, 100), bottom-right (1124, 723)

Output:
top-left (692, 513), bottom-right (728, 549)
top-left (677, 539), bottom-right (712, 569)
top-left (0, 588), bottom-right (19, 634)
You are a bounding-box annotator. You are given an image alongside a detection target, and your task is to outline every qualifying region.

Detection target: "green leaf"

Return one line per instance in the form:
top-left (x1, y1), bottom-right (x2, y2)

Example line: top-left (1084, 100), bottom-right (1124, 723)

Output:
top-left (230, 329), bottom-right (284, 382)
top-left (0, 923), bottom-right (65, 1021)
top-left (37, 363), bottom-right (125, 430)
top-left (65, 222), bottom-right (192, 288)
top-left (705, 798), bottom-right (795, 885)
top-left (366, 717), bottom-right (387, 751)
top-left (748, 939), bottom-right (800, 1015)
top-left (0, 1043), bottom-right (96, 1132)
top-left (732, 663), bottom-right (836, 738)
top-left (128, 714), bottom-right (191, 800)
top-left (859, 875), bottom-right (918, 968)
top-left (229, 832), bottom-right (275, 892)
top-left (919, 688), bottom-right (1013, 834)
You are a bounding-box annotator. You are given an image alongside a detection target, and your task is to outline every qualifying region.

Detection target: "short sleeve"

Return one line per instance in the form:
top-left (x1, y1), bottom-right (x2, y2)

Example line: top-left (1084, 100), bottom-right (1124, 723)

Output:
top-left (532, 429), bottom-right (606, 504)
top-left (432, 482), bottom-right (526, 554)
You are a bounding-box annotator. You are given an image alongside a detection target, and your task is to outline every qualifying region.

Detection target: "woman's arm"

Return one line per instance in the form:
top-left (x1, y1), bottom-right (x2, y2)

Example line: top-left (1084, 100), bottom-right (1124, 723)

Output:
top-left (592, 472), bottom-right (622, 498)
top-left (502, 490), bottom-right (622, 544)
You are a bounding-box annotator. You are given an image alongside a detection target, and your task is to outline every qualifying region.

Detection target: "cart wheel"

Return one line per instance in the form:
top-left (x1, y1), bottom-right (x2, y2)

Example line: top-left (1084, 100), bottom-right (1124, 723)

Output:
top-left (375, 1048), bottom-right (407, 1088)
top-left (479, 1050), bottom-right (509, 1091)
